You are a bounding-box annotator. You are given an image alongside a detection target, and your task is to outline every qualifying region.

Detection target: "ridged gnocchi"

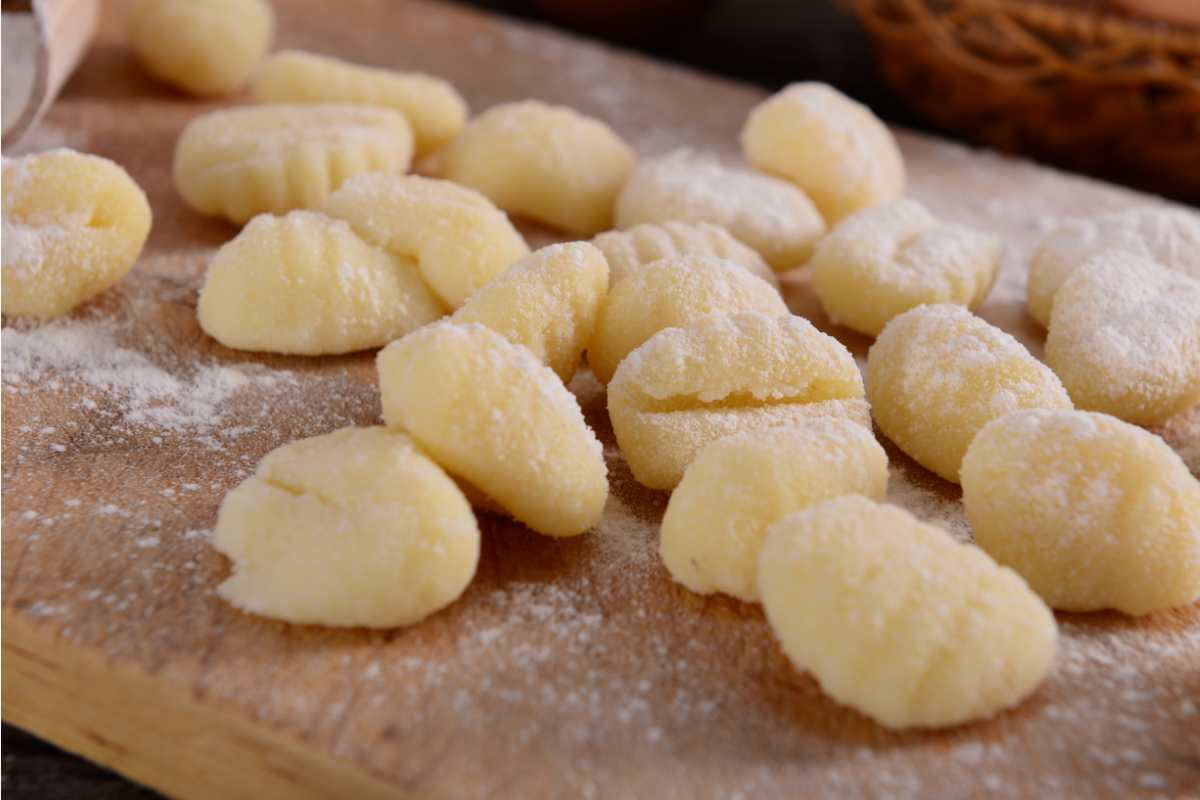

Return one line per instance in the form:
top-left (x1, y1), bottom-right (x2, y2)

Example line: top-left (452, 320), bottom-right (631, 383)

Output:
top-left (660, 420), bottom-right (887, 602)
top-left (608, 312), bottom-right (870, 491)
top-left (592, 220), bottom-right (777, 289)
top-left (759, 496), bottom-right (1057, 730)
top-left (2, 149), bottom-right (151, 319)
top-left (440, 100), bottom-right (636, 235)
top-left (174, 104), bottom-right (414, 225)
top-left (213, 426), bottom-right (480, 628)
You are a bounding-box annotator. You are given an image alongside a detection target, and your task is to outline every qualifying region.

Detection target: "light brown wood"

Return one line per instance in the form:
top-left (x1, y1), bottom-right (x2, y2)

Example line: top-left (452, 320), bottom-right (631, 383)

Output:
top-left (3, 1), bottom-right (1199, 798)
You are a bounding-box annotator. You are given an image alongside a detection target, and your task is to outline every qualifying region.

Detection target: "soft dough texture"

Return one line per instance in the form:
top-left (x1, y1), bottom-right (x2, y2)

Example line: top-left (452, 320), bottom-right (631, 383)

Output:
top-left (378, 322), bottom-right (608, 537)
top-left (592, 220), bottom-right (777, 289)
top-left (2, 149), bottom-right (151, 318)
top-left (867, 304), bottom-right (1072, 483)
top-left (212, 426), bottom-right (480, 628)
top-left (440, 100), bottom-right (635, 235)
top-left (252, 50), bottom-right (467, 156)
top-left (614, 149), bottom-right (825, 271)
top-left (1044, 253), bottom-right (1200, 426)
top-left (608, 312), bottom-right (870, 490)
top-left (173, 104), bottom-right (414, 225)
top-left (810, 198), bottom-right (1000, 337)
top-left (660, 420), bottom-right (888, 602)
top-left (197, 210), bottom-right (443, 354)
top-left (962, 409), bottom-right (1200, 615)
top-left (758, 495), bottom-right (1057, 730)
top-left (741, 82), bottom-right (905, 225)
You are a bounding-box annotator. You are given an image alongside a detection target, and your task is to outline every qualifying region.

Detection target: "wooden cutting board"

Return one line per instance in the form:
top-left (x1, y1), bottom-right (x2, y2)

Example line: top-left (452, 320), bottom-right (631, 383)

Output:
top-left (4, 1), bottom-right (1199, 797)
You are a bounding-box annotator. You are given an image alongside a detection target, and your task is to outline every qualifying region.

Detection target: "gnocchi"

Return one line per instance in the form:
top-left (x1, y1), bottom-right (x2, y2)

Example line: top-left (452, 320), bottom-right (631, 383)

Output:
top-left (608, 312), bottom-right (870, 490)
top-left (592, 220), bottom-right (777, 289)
top-left (440, 100), bottom-right (636, 235)
top-left (758, 495), bottom-right (1056, 730)
top-left (378, 321), bottom-right (608, 538)
top-left (660, 419), bottom-right (887, 602)
top-left (962, 409), bottom-right (1200, 615)
top-left (867, 304), bottom-right (1072, 483)
top-left (2, 149), bottom-right (151, 319)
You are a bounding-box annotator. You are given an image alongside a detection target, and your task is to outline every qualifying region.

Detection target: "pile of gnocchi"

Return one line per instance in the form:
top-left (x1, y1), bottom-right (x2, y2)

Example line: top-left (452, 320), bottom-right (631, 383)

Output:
top-left (3, 0), bottom-right (1199, 733)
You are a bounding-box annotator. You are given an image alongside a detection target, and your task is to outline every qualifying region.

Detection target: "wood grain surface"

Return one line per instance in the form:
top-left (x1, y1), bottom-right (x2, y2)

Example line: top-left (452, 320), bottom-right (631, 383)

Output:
top-left (3, 1), bottom-right (1199, 798)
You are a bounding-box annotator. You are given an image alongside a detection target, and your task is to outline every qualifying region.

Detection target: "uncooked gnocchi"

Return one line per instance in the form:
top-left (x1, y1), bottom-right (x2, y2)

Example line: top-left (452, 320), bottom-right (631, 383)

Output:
top-left (378, 321), bottom-right (608, 538)
top-left (2, 149), bottom-right (151, 319)
top-left (588, 256), bottom-right (786, 384)
top-left (660, 419), bottom-right (887, 602)
top-left (452, 242), bottom-right (609, 382)
top-left (322, 173), bottom-right (528, 309)
top-left (867, 304), bottom-right (1071, 483)
top-left (253, 50), bottom-right (468, 156)
top-left (740, 82), bottom-right (905, 224)
top-left (212, 426), bottom-right (480, 628)
top-left (810, 198), bottom-right (1000, 337)
top-left (608, 312), bottom-right (869, 490)
top-left (1044, 252), bottom-right (1200, 426)
top-left (614, 149), bottom-right (825, 271)
top-left (197, 211), bottom-right (442, 354)
top-left (440, 100), bottom-right (636, 235)
top-left (592, 220), bottom-right (777, 289)
top-left (962, 409), bottom-right (1200, 615)
top-left (758, 496), bottom-right (1056, 730)
top-left (129, 0), bottom-right (273, 96)
top-left (174, 104), bottom-right (414, 225)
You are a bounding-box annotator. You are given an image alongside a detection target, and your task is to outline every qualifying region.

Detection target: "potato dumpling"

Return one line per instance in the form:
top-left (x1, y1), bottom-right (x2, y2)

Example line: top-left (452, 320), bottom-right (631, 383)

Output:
top-left (440, 100), bottom-right (635, 235)
top-left (759, 495), bottom-right (1056, 730)
top-left (741, 82), bottom-right (905, 225)
top-left (614, 149), bottom-right (825, 271)
top-left (212, 426), bottom-right (480, 628)
top-left (592, 220), bottom-right (777, 289)
top-left (660, 419), bottom-right (887, 602)
top-left (608, 312), bottom-right (869, 491)
top-left (810, 198), bottom-right (1000, 337)
top-left (2, 149), bottom-right (151, 319)
top-left (962, 409), bottom-right (1200, 615)
top-left (867, 304), bottom-right (1071, 483)
top-left (588, 256), bottom-right (786, 384)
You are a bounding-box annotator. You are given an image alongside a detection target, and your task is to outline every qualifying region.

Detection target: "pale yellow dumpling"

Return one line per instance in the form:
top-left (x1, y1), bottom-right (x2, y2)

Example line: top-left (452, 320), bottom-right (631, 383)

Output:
top-left (252, 50), bottom-right (467, 156)
top-left (212, 426), bottom-right (479, 628)
top-left (660, 420), bottom-right (887, 602)
top-left (174, 104), bottom-right (414, 225)
top-left (2, 150), bottom-right (151, 319)
top-left (810, 198), bottom-right (1000, 337)
top-left (592, 220), bottom-right (777, 288)
top-left (588, 256), bottom-right (786, 384)
top-left (962, 409), bottom-right (1200, 615)
top-left (378, 322), bottom-right (608, 538)
top-left (759, 496), bottom-right (1056, 730)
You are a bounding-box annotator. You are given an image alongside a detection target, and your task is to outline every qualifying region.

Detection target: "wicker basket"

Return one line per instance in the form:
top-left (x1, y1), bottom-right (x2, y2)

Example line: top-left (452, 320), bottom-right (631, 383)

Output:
top-left (848, 0), bottom-right (1200, 202)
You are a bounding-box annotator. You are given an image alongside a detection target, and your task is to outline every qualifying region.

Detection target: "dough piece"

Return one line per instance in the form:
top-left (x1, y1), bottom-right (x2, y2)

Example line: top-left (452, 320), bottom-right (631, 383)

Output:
top-left (810, 198), bottom-right (1001, 337)
top-left (174, 104), bottom-right (414, 225)
top-left (758, 496), bottom-right (1056, 730)
top-left (1027, 206), bottom-right (1200, 328)
top-left (660, 419), bottom-right (887, 602)
top-left (740, 82), bottom-right (905, 225)
top-left (608, 312), bottom-right (869, 490)
top-left (378, 321), bottom-right (608, 537)
top-left (962, 409), bottom-right (1200, 615)
top-left (614, 149), bottom-right (825, 271)
top-left (197, 211), bottom-right (443, 355)
top-left (2, 149), bottom-right (151, 319)
top-left (212, 426), bottom-right (479, 628)
top-left (323, 173), bottom-right (528, 309)
top-left (440, 100), bottom-right (635, 235)
top-left (252, 50), bottom-right (467, 156)
top-left (1044, 252), bottom-right (1200, 426)
top-left (867, 304), bottom-right (1071, 483)
top-left (452, 242), bottom-right (609, 382)
top-left (588, 256), bottom-right (787, 384)
top-left (129, 0), bottom-right (273, 96)
top-left (592, 220), bottom-right (777, 289)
